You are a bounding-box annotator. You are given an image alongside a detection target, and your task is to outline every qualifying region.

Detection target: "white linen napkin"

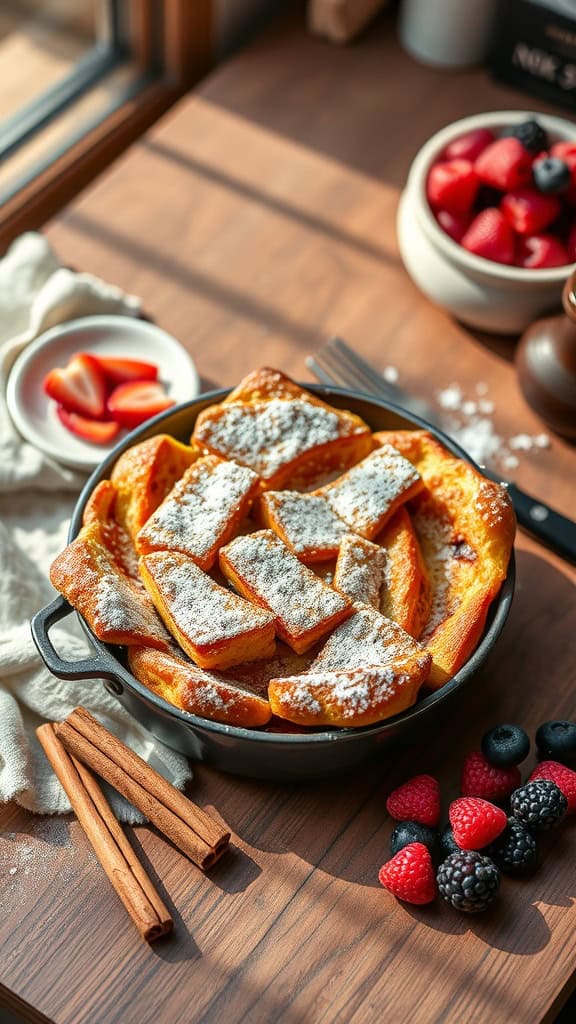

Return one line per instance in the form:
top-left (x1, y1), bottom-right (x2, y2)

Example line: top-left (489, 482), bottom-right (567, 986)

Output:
top-left (0, 233), bottom-right (192, 822)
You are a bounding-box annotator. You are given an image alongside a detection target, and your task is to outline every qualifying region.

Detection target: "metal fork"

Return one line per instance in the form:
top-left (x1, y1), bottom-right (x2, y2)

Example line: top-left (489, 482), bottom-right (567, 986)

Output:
top-left (306, 337), bottom-right (576, 564)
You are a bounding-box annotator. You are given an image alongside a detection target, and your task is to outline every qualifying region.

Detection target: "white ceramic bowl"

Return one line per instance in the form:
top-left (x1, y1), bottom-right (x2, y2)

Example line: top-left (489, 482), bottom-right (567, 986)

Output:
top-left (397, 110), bottom-right (576, 334)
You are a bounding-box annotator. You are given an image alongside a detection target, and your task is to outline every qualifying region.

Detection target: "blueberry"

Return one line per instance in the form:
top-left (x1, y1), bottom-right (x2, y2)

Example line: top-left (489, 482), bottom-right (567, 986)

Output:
top-left (390, 821), bottom-right (439, 858)
top-left (536, 720), bottom-right (576, 767)
top-left (533, 157), bottom-right (571, 195)
top-left (481, 724), bottom-right (530, 767)
top-left (439, 825), bottom-right (461, 859)
top-left (504, 119), bottom-right (548, 154)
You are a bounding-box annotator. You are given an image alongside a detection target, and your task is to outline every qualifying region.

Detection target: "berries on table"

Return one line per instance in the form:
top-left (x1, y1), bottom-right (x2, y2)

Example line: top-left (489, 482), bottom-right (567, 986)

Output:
top-left (461, 208), bottom-right (515, 265)
top-left (461, 751), bottom-right (520, 803)
top-left (504, 119), bottom-right (549, 154)
top-left (386, 774), bottom-right (441, 827)
top-left (488, 818), bottom-right (538, 875)
top-left (439, 825), bottom-right (461, 859)
top-left (449, 797), bottom-right (507, 850)
top-left (390, 822), bottom-right (439, 859)
top-left (535, 720), bottom-right (576, 767)
top-left (500, 189), bottom-right (560, 235)
top-left (442, 127), bottom-right (495, 164)
top-left (426, 159), bottom-right (478, 216)
top-left (510, 780), bottom-right (567, 831)
top-left (474, 137), bottom-right (533, 192)
top-left (378, 842), bottom-right (437, 905)
top-left (516, 234), bottom-right (569, 270)
top-left (529, 761), bottom-right (576, 814)
top-left (532, 156), bottom-right (571, 195)
top-left (437, 850), bottom-right (500, 913)
top-left (481, 724), bottom-right (530, 768)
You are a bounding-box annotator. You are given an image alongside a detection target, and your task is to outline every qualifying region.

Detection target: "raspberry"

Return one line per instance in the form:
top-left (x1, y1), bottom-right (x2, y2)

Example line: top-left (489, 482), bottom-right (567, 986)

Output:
top-left (378, 843), bottom-right (436, 905)
top-left (390, 821), bottom-right (439, 858)
top-left (461, 208), bottom-right (515, 265)
top-left (461, 751), bottom-right (520, 802)
top-left (504, 119), bottom-right (548, 154)
top-left (510, 780), bottom-right (567, 830)
top-left (437, 850), bottom-right (500, 913)
top-left (386, 774), bottom-right (440, 827)
top-left (501, 189), bottom-right (560, 235)
top-left (435, 208), bottom-right (471, 243)
top-left (442, 128), bottom-right (495, 163)
top-left (535, 720), bottom-right (576, 766)
top-left (426, 159), bottom-right (478, 216)
top-left (488, 818), bottom-right (538, 875)
top-left (449, 797), bottom-right (507, 850)
top-left (516, 234), bottom-right (568, 269)
top-left (529, 761), bottom-right (576, 814)
top-left (481, 724), bottom-right (530, 767)
top-left (475, 137), bottom-right (533, 192)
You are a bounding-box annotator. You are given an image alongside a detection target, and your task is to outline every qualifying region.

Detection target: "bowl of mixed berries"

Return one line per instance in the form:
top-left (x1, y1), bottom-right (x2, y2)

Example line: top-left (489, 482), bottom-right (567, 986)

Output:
top-left (397, 111), bottom-right (576, 334)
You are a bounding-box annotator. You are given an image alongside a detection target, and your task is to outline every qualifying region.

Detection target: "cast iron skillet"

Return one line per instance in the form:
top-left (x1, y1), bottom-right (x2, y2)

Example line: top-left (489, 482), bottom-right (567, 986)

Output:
top-left (31, 386), bottom-right (515, 781)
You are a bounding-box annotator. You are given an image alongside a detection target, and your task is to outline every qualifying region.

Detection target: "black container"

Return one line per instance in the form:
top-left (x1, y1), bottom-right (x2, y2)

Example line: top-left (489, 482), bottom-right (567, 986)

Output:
top-left (31, 386), bottom-right (515, 781)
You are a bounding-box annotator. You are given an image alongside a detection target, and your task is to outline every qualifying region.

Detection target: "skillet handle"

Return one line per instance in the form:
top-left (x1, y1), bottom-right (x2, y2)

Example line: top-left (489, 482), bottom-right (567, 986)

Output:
top-left (31, 595), bottom-right (124, 688)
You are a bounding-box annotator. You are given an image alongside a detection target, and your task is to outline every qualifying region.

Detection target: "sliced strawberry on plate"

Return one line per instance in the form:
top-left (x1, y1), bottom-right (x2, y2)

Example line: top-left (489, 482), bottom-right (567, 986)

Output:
top-left (91, 355), bottom-right (159, 386)
top-left (57, 407), bottom-right (121, 445)
top-left (44, 353), bottom-right (106, 419)
top-left (107, 380), bottom-right (175, 429)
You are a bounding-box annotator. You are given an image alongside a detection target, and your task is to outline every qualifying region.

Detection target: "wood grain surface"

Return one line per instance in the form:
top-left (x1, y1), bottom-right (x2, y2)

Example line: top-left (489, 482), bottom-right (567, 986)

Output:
top-left (1, 9), bottom-right (575, 1024)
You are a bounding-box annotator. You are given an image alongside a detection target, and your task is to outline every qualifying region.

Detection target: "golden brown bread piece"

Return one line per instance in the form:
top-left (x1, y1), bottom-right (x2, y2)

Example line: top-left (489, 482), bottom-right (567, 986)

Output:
top-left (333, 534), bottom-right (387, 609)
top-left (136, 456), bottom-right (260, 570)
top-left (314, 444), bottom-right (424, 540)
top-left (82, 479), bottom-right (139, 578)
top-left (111, 434), bottom-right (199, 540)
top-left (49, 522), bottom-right (171, 650)
top-left (128, 646), bottom-right (272, 727)
top-left (192, 368), bottom-right (371, 490)
top-left (219, 530), bottom-right (352, 654)
top-left (377, 507), bottom-right (430, 637)
top-left (373, 430), bottom-right (515, 687)
top-left (257, 490), bottom-right (349, 563)
top-left (139, 550), bottom-right (276, 670)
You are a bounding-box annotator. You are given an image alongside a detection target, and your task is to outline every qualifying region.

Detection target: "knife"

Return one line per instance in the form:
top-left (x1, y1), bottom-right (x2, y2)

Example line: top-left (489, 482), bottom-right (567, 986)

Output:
top-left (307, 338), bottom-right (576, 565)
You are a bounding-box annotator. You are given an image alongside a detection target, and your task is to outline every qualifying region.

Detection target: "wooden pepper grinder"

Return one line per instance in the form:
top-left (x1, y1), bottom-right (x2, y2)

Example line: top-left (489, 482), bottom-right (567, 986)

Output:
top-left (516, 270), bottom-right (576, 440)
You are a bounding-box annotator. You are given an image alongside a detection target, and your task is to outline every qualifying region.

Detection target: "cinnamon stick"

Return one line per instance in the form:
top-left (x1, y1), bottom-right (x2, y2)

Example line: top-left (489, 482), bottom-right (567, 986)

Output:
top-left (54, 708), bottom-right (230, 870)
top-left (37, 723), bottom-right (172, 943)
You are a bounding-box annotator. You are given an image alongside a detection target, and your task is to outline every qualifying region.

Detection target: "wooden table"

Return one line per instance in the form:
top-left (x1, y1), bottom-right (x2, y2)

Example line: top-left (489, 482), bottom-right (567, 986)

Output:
top-left (2, 11), bottom-right (575, 1024)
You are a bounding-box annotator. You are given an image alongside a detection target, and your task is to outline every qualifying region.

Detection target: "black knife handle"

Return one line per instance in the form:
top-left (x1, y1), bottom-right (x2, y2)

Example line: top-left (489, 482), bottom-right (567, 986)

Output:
top-left (506, 482), bottom-right (576, 564)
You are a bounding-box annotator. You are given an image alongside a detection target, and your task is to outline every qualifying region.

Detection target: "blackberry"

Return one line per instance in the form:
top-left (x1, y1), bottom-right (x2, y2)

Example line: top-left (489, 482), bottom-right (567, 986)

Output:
top-left (533, 156), bottom-right (571, 195)
top-left (439, 825), bottom-right (461, 859)
top-left (510, 780), bottom-right (567, 830)
top-left (488, 818), bottom-right (538, 875)
top-left (437, 850), bottom-right (500, 913)
top-left (504, 119), bottom-right (548, 153)
top-left (536, 720), bottom-right (576, 767)
top-left (390, 821), bottom-right (439, 859)
top-left (481, 723), bottom-right (530, 767)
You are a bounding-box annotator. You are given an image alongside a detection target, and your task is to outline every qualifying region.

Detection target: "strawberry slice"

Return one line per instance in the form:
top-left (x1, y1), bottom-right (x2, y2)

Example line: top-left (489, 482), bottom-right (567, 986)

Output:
top-left (90, 355), bottom-right (159, 386)
top-left (57, 407), bottom-right (121, 445)
top-left (107, 380), bottom-right (175, 428)
top-left (44, 353), bottom-right (106, 419)
top-left (516, 234), bottom-right (569, 269)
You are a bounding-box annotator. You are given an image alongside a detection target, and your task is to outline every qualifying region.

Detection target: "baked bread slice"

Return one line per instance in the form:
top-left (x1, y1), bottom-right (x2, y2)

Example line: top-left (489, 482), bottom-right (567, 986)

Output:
top-left (333, 534), bottom-right (387, 609)
top-left (258, 490), bottom-right (349, 563)
top-left (374, 430), bottom-right (515, 687)
top-left (136, 456), bottom-right (260, 570)
top-left (128, 646), bottom-right (271, 727)
top-left (111, 434), bottom-right (199, 539)
top-left (308, 602), bottom-right (431, 675)
top-left (377, 507), bottom-right (430, 637)
top-left (82, 479), bottom-right (139, 578)
top-left (315, 444), bottom-right (423, 540)
top-left (192, 368), bottom-right (371, 489)
top-left (139, 550), bottom-right (276, 669)
top-left (219, 529), bottom-right (352, 653)
top-left (49, 522), bottom-right (171, 650)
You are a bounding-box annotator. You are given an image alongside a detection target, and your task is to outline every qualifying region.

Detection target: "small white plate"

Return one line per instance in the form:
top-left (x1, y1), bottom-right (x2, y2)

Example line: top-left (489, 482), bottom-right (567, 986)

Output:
top-left (7, 315), bottom-right (201, 472)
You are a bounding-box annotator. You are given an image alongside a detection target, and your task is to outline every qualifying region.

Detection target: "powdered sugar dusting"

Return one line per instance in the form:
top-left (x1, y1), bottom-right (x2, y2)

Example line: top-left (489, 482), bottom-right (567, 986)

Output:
top-left (261, 490), bottom-right (349, 557)
top-left (333, 535), bottom-right (387, 608)
top-left (318, 446), bottom-right (421, 538)
top-left (311, 603), bottom-right (426, 671)
top-left (270, 664), bottom-right (414, 723)
top-left (137, 457), bottom-right (258, 562)
top-left (95, 572), bottom-right (169, 643)
top-left (195, 398), bottom-right (364, 480)
top-left (142, 550), bottom-right (274, 645)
